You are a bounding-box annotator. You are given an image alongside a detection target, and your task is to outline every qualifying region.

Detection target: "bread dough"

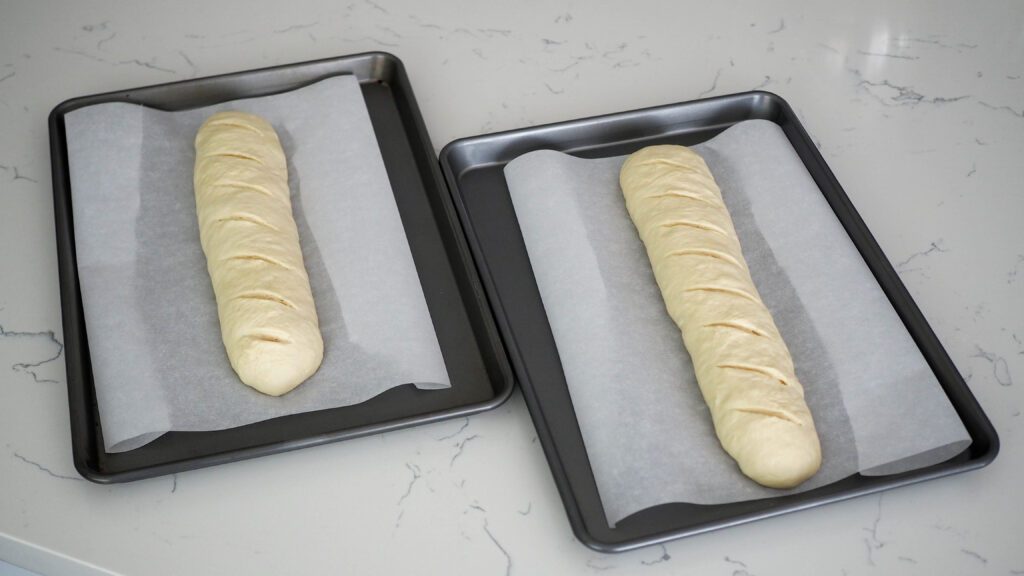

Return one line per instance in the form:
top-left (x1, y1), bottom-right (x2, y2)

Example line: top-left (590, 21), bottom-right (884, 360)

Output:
top-left (194, 111), bottom-right (323, 396)
top-left (620, 145), bottom-right (821, 488)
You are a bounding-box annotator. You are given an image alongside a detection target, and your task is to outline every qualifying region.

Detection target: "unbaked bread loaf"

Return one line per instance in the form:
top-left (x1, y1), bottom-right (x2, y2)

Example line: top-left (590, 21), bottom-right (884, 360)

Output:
top-left (194, 111), bottom-right (323, 396)
top-left (620, 145), bottom-right (821, 488)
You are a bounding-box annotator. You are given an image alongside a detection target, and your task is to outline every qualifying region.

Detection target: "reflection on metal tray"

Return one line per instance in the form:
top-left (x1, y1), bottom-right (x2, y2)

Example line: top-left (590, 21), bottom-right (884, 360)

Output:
top-left (49, 53), bottom-right (513, 482)
top-left (439, 91), bottom-right (998, 552)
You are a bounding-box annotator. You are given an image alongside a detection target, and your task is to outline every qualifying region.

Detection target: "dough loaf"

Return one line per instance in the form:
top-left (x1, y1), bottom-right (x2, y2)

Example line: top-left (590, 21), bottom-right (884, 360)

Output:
top-left (194, 111), bottom-right (323, 396)
top-left (620, 145), bottom-right (821, 488)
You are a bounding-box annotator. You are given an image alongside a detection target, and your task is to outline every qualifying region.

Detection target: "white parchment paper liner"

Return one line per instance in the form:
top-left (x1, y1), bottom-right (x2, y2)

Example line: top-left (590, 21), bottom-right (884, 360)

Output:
top-left (66, 75), bottom-right (450, 452)
top-left (504, 120), bottom-right (970, 526)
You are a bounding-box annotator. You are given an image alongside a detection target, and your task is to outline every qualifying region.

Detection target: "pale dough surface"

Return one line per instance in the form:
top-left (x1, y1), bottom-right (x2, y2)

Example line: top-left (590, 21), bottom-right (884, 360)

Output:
top-left (620, 145), bottom-right (821, 488)
top-left (194, 111), bottom-right (324, 396)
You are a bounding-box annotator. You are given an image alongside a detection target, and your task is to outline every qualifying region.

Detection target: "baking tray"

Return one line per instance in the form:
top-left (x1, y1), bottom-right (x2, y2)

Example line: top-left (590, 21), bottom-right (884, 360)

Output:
top-left (439, 91), bottom-right (999, 551)
top-left (48, 53), bottom-right (513, 482)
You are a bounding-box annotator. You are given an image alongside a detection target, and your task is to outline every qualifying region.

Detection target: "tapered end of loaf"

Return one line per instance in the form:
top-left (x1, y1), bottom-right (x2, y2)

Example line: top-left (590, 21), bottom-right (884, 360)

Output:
top-left (230, 334), bottom-right (324, 397)
top-left (728, 421), bottom-right (822, 489)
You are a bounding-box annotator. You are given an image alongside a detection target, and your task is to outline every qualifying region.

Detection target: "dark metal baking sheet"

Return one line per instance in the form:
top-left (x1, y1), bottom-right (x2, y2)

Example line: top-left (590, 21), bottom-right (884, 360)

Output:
top-left (49, 52), bottom-right (513, 482)
top-left (439, 91), bottom-right (999, 552)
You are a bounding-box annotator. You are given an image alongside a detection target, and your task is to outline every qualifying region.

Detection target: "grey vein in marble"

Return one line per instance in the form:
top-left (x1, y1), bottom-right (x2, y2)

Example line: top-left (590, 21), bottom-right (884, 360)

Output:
top-left (895, 240), bottom-right (948, 272)
top-left (121, 58), bottom-right (175, 74)
top-left (858, 77), bottom-right (968, 107)
top-left (725, 555), bottom-right (755, 576)
top-left (933, 521), bottom-right (965, 538)
top-left (857, 50), bottom-right (920, 61)
top-left (768, 18), bottom-right (786, 34)
top-left (863, 494), bottom-right (885, 566)
top-left (640, 545), bottom-right (670, 566)
top-left (978, 101), bottom-right (1024, 119)
top-left (450, 434), bottom-right (480, 467)
top-left (0, 164), bottom-right (38, 183)
top-left (403, 13), bottom-right (443, 31)
top-left (360, 36), bottom-right (399, 48)
top-left (724, 556), bottom-right (746, 567)
top-left (698, 68), bottom-right (722, 97)
top-left (0, 70), bottom-right (14, 83)
top-left (374, 24), bottom-right (402, 38)
top-left (482, 519), bottom-right (512, 576)
top-left (961, 548), bottom-right (988, 564)
top-left (971, 346), bottom-right (1012, 386)
top-left (81, 21), bottom-right (109, 32)
top-left (516, 502), bottom-right (531, 516)
top-left (397, 463), bottom-right (422, 505)
top-left (901, 36), bottom-right (978, 51)
top-left (447, 27), bottom-right (478, 38)
top-left (478, 28), bottom-right (512, 38)
top-left (52, 47), bottom-right (175, 74)
top-left (601, 43), bottom-right (627, 59)
top-left (363, 0), bottom-right (388, 14)
top-left (12, 452), bottom-right (82, 482)
top-left (272, 22), bottom-right (317, 34)
top-left (585, 558), bottom-right (614, 571)
top-left (177, 51), bottom-right (197, 77)
top-left (96, 32), bottom-right (116, 51)
top-left (639, 48), bottom-right (659, 62)
top-left (435, 417), bottom-right (469, 441)
top-left (0, 324), bottom-right (63, 384)
top-left (844, 64), bottom-right (969, 107)
top-left (548, 56), bottom-right (593, 73)
top-left (897, 556), bottom-right (918, 564)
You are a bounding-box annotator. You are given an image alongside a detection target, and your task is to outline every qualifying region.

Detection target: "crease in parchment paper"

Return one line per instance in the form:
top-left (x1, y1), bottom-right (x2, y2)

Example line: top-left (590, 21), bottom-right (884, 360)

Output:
top-left (66, 75), bottom-right (450, 452)
top-left (504, 119), bottom-right (971, 526)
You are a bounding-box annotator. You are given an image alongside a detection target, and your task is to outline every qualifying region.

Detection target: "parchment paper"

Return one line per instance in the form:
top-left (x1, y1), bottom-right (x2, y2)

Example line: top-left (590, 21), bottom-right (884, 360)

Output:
top-left (504, 120), bottom-right (971, 526)
top-left (65, 75), bottom-right (450, 452)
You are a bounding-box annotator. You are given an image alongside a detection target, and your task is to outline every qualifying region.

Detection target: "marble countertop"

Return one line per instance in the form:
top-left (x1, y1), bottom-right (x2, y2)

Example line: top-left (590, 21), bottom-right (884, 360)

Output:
top-left (1, 1), bottom-right (1021, 574)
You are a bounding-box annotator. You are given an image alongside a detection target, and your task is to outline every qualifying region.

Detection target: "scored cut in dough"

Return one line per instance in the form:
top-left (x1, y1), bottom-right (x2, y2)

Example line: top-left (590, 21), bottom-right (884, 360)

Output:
top-left (620, 145), bottom-right (821, 489)
top-left (194, 111), bottom-right (324, 396)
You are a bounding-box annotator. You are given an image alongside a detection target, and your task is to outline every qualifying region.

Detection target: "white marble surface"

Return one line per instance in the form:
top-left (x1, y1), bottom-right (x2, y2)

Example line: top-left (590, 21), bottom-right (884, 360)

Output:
top-left (1, 1), bottom-right (1021, 574)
